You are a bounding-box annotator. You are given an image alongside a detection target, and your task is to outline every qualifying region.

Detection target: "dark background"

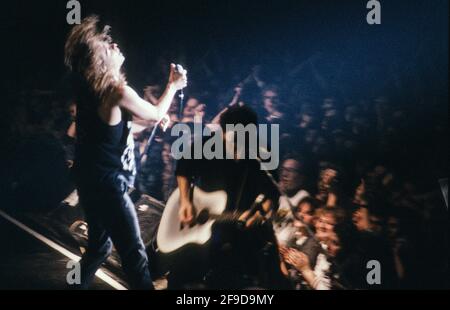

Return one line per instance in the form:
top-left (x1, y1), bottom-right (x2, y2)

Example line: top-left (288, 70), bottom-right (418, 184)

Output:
top-left (1, 0), bottom-right (448, 94)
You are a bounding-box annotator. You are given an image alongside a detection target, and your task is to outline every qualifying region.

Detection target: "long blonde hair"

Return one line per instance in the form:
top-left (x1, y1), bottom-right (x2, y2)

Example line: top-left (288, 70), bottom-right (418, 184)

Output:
top-left (64, 15), bottom-right (126, 102)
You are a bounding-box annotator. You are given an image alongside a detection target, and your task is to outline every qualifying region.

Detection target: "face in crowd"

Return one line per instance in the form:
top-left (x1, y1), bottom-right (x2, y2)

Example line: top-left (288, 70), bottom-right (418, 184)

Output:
top-left (262, 89), bottom-right (280, 114)
top-left (183, 98), bottom-right (206, 121)
top-left (296, 200), bottom-right (315, 227)
top-left (280, 159), bottom-right (305, 194)
top-left (314, 210), bottom-right (337, 242)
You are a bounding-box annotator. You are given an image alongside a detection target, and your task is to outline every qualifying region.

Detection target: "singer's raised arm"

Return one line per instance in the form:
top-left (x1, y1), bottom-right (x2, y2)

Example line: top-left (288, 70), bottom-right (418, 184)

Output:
top-left (118, 64), bottom-right (187, 121)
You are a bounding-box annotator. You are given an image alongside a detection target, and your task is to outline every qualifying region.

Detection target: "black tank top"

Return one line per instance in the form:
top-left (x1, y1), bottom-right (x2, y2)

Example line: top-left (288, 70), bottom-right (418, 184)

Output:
top-left (73, 76), bottom-right (136, 188)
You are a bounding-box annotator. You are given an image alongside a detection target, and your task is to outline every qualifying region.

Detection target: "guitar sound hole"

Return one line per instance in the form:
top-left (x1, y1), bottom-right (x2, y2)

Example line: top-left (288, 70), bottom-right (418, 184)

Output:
top-left (196, 209), bottom-right (210, 225)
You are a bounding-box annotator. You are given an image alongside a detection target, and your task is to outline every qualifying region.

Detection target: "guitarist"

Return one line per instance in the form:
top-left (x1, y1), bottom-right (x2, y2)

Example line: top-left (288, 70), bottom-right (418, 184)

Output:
top-left (174, 105), bottom-right (281, 288)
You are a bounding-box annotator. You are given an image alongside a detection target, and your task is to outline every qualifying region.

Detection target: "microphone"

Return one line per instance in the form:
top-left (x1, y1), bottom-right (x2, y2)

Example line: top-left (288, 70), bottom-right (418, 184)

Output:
top-left (174, 64), bottom-right (186, 118)
top-left (141, 64), bottom-right (187, 165)
top-left (237, 194), bottom-right (266, 229)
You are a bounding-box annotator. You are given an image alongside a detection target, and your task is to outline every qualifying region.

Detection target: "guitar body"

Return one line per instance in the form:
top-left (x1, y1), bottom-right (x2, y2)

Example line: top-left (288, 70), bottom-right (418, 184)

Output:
top-left (155, 187), bottom-right (286, 289)
top-left (157, 186), bottom-right (227, 254)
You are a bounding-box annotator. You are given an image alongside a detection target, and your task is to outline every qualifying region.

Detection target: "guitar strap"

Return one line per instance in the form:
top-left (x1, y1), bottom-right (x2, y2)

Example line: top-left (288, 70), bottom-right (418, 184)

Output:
top-left (234, 164), bottom-right (249, 211)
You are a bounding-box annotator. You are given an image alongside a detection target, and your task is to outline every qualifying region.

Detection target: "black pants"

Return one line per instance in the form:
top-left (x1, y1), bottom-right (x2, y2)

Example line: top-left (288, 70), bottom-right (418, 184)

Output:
top-left (76, 175), bottom-right (153, 290)
top-left (167, 222), bottom-right (287, 289)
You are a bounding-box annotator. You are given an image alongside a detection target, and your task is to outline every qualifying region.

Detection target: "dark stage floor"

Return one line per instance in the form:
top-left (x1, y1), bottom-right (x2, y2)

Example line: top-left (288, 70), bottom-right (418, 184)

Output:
top-left (0, 213), bottom-right (120, 290)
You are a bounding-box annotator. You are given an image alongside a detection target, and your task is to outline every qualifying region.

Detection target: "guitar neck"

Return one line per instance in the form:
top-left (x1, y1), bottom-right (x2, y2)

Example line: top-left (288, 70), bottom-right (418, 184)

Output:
top-left (202, 212), bottom-right (242, 223)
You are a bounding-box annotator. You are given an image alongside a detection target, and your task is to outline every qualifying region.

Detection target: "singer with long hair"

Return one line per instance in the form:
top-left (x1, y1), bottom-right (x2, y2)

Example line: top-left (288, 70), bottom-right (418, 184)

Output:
top-left (64, 15), bottom-right (187, 289)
